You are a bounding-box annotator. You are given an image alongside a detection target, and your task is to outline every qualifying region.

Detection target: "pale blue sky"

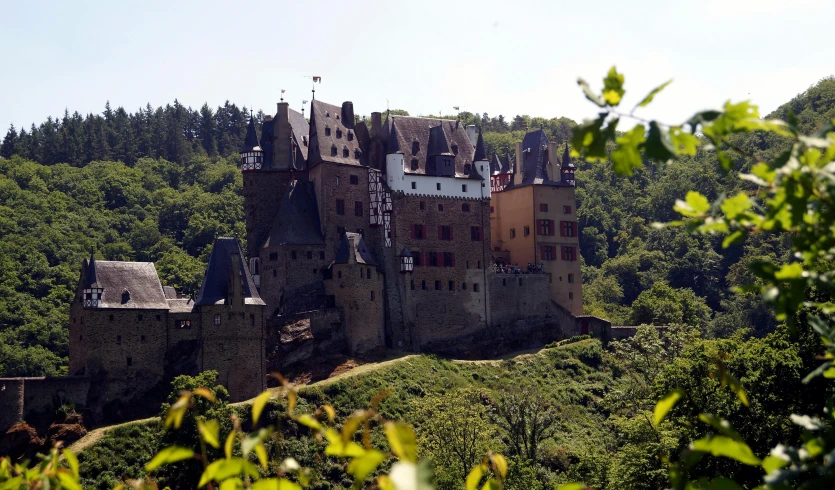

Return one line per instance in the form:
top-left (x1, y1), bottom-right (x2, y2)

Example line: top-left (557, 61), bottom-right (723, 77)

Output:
top-left (2, 0), bottom-right (833, 131)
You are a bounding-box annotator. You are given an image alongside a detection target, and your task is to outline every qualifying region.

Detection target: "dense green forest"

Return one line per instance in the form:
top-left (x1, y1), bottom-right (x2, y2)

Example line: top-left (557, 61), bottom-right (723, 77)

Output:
top-left (0, 79), bottom-right (833, 378)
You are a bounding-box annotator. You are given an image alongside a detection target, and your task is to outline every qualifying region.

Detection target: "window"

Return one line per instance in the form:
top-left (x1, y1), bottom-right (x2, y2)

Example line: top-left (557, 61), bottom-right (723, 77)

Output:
top-left (541, 245), bottom-right (556, 260)
top-left (336, 128), bottom-right (342, 139)
top-left (141, 335), bottom-right (146, 343)
top-left (250, 314), bottom-right (255, 326)
top-left (471, 226), bottom-right (482, 241)
top-left (411, 224), bottom-right (425, 239)
top-left (411, 182), bottom-right (416, 189)
top-left (320, 251), bottom-right (325, 260)
top-left (348, 131), bottom-right (354, 141)
top-left (336, 199), bottom-right (345, 215)
top-left (462, 203), bottom-right (470, 212)
top-left (412, 141), bottom-right (419, 155)
top-left (435, 280), bottom-right (441, 290)
top-left (538, 219), bottom-right (555, 236)
top-left (337, 226), bottom-right (346, 237)
top-left (510, 228), bottom-right (516, 239)
top-left (350, 175), bottom-right (359, 185)
top-left (127, 357), bottom-right (132, 367)
top-left (354, 149), bottom-right (361, 159)
top-left (443, 252), bottom-right (454, 267)
top-left (370, 291), bottom-right (375, 301)
top-left (343, 147), bottom-right (349, 157)
top-left (524, 226), bottom-right (530, 237)
top-left (137, 314), bottom-right (143, 321)
top-left (439, 225), bottom-right (452, 240)
top-left (462, 184), bottom-right (468, 192)
top-left (325, 127), bottom-right (331, 136)
top-left (116, 335), bottom-right (121, 344)
top-left (412, 251), bottom-right (422, 266)
top-left (436, 183), bottom-right (441, 191)
top-left (420, 201), bottom-right (425, 210)
top-left (429, 252), bottom-right (438, 267)
top-left (177, 320), bottom-right (191, 329)
top-left (490, 206), bottom-right (495, 213)
top-left (291, 251), bottom-right (297, 260)
top-left (338, 270), bottom-right (342, 279)
top-left (269, 252), bottom-right (278, 261)
top-left (462, 282), bottom-right (467, 290)
top-left (473, 283), bottom-right (480, 292)
top-left (306, 251), bottom-right (313, 260)
top-left (214, 314), bottom-right (221, 326)
top-left (355, 201), bottom-right (363, 217)
top-left (411, 159), bottom-right (419, 171)
top-left (540, 203), bottom-right (549, 212)
top-left (109, 314), bottom-right (114, 321)
top-left (563, 205), bottom-right (572, 214)
top-left (438, 204), bottom-right (444, 212)
top-left (448, 281), bottom-right (454, 291)
top-left (561, 221), bottom-right (577, 237)
top-left (331, 145), bottom-right (337, 156)
top-left (422, 280), bottom-right (427, 290)
top-left (568, 273), bottom-right (574, 283)
top-left (561, 246), bottom-right (577, 261)
top-left (155, 314), bottom-right (161, 321)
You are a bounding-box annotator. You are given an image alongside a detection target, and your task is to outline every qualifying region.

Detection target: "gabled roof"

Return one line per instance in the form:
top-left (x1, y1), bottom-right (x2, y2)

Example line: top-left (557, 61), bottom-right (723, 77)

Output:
top-left (85, 260), bottom-right (169, 310)
top-left (385, 116), bottom-right (475, 176)
top-left (427, 125), bottom-right (453, 157)
top-left (334, 232), bottom-right (377, 266)
top-left (288, 108), bottom-right (310, 162)
top-left (263, 180), bottom-right (324, 247)
top-left (308, 99), bottom-right (365, 167)
top-left (241, 116), bottom-right (261, 152)
top-left (507, 129), bottom-right (565, 188)
top-left (195, 237), bottom-right (265, 306)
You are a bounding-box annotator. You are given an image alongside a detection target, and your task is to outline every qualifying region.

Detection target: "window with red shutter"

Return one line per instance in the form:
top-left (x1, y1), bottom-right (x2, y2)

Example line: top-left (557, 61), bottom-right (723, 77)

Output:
top-left (550, 220), bottom-right (555, 236)
top-left (410, 224), bottom-right (415, 239)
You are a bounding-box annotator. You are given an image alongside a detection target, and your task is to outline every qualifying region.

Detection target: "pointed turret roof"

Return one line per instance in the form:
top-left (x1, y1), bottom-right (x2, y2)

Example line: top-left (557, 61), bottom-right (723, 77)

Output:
top-left (561, 144), bottom-right (575, 168)
top-left (195, 237), bottom-right (265, 306)
top-left (473, 127), bottom-right (487, 162)
top-left (84, 251), bottom-right (101, 289)
top-left (501, 151), bottom-right (512, 174)
top-left (263, 180), bottom-right (324, 247)
top-left (334, 232), bottom-right (377, 265)
top-left (386, 119), bottom-right (401, 154)
top-left (490, 154), bottom-right (502, 175)
top-left (241, 116), bottom-right (261, 152)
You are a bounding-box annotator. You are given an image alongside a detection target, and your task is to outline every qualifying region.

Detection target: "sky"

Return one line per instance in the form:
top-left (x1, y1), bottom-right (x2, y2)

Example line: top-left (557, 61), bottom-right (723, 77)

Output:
top-left (1, 0), bottom-right (833, 131)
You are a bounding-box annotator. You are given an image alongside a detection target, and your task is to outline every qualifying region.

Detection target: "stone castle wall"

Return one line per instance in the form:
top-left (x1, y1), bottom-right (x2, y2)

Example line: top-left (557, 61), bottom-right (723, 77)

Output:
top-left (325, 263), bottom-right (385, 355)
top-left (243, 171), bottom-right (293, 258)
top-left (0, 377), bottom-right (90, 434)
top-left (0, 379), bottom-right (24, 434)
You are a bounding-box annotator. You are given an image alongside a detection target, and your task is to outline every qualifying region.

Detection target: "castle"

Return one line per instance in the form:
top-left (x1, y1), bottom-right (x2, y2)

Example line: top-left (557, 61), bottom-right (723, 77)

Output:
top-left (1, 98), bottom-right (613, 433)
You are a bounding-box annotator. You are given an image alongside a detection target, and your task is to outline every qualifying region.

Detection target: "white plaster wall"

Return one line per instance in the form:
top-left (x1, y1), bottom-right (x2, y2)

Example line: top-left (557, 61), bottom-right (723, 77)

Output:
top-left (386, 153), bottom-right (491, 200)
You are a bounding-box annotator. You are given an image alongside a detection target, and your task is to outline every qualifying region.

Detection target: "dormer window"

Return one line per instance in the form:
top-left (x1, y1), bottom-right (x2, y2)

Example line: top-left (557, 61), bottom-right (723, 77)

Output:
top-left (354, 149), bottom-right (361, 159)
top-left (325, 126), bottom-right (331, 136)
top-left (121, 289), bottom-right (131, 304)
top-left (342, 147), bottom-right (349, 158)
top-left (302, 136), bottom-right (308, 146)
top-left (325, 111), bottom-right (330, 117)
top-left (336, 128), bottom-right (342, 139)
top-left (412, 141), bottom-right (419, 156)
top-left (331, 145), bottom-right (337, 156)
top-left (464, 164), bottom-right (471, 174)
top-left (410, 158), bottom-right (419, 171)
top-left (347, 131), bottom-right (354, 141)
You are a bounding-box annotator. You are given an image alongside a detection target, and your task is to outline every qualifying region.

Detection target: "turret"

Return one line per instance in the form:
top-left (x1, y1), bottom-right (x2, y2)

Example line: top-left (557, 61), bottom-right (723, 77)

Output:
top-left (82, 251), bottom-right (103, 308)
top-left (240, 116), bottom-right (263, 171)
top-left (560, 144), bottom-right (576, 186)
top-left (472, 127), bottom-right (490, 185)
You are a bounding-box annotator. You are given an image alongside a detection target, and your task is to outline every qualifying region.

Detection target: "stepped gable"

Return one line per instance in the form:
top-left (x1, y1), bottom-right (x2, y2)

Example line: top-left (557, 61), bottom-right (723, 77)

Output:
top-left (241, 116), bottom-right (261, 152)
top-left (88, 260), bottom-right (169, 309)
top-left (511, 129), bottom-right (563, 188)
top-left (288, 108), bottom-right (310, 162)
top-left (334, 232), bottom-right (377, 266)
top-left (386, 116), bottom-right (474, 176)
top-left (263, 180), bottom-right (324, 247)
top-left (195, 237), bottom-right (265, 306)
top-left (307, 99), bottom-right (364, 167)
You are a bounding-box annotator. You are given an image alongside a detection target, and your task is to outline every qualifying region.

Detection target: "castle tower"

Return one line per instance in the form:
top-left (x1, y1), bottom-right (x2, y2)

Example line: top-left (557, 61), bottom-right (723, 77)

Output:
top-left (194, 237), bottom-right (266, 402)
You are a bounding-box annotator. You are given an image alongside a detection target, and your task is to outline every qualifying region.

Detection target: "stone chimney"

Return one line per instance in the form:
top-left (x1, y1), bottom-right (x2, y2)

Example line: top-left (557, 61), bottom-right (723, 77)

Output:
top-left (273, 102), bottom-right (292, 170)
top-left (466, 125), bottom-right (477, 146)
top-left (371, 112), bottom-right (382, 139)
top-left (514, 141), bottom-right (524, 185)
top-left (342, 101), bottom-right (355, 128)
top-left (548, 142), bottom-right (558, 180)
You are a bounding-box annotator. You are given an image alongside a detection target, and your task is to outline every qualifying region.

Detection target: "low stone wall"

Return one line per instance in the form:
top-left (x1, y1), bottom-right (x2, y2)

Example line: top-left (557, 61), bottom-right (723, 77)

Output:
top-left (0, 377), bottom-right (90, 434)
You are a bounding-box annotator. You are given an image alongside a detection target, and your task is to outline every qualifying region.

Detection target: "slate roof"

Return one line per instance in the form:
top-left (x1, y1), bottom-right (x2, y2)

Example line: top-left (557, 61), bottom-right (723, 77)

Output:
top-left (385, 116), bottom-right (475, 176)
top-left (87, 260), bottom-right (169, 310)
top-left (506, 129), bottom-right (566, 188)
top-left (490, 154), bottom-right (502, 175)
top-left (263, 180), bottom-right (324, 247)
top-left (259, 118), bottom-right (275, 169)
top-left (195, 237), bottom-right (265, 306)
top-left (473, 127), bottom-right (487, 162)
top-left (84, 252), bottom-right (101, 289)
top-left (166, 298), bottom-right (195, 313)
top-left (288, 108), bottom-right (310, 163)
top-left (162, 286), bottom-right (177, 299)
top-left (561, 144), bottom-right (575, 169)
top-left (308, 99), bottom-right (365, 167)
top-left (427, 125), bottom-right (453, 157)
top-left (241, 116), bottom-right (261, 152)
top-left (334, 232), bottom-right (377, 265)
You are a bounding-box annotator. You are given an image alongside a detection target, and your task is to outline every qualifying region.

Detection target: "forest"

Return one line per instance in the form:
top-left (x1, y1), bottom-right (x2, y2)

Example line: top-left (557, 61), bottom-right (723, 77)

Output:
top-left (1, 77), bottom-right (834, 489)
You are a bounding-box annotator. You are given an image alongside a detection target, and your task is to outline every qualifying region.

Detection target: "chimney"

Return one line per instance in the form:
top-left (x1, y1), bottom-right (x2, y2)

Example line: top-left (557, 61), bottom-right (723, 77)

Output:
top-left (466, 125), bottom-right (477, 146)
top-left (371, 112), bottom-right (382, 139)
top-left (273, 102), bottom-right (291, 170)
top-left (347, 235), bottom-right (357, 265)
top-left (514, 141), bottom-right (524, 185)
top-left (548, 142), bottom-right (558, 179)
top-left (342, 101), bottom-right (355, 128)
top-left (229, 252), bottom-right (243, 307)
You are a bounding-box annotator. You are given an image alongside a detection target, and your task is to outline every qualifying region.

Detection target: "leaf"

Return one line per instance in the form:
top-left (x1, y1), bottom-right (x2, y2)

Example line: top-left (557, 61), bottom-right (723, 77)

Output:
top-left (556, 484), bottom-right (588, 490)
top-left (635, 79), bottom-right (672, 108)
top-left (145, 446), bottom-right (195, 472)
top-left (774, 263), bottom-right (804, 280)
top-left (192, 387), bottom-right (217, 403)
top-left (577, 78), bottom-right (605, 107)
top-left (252, 391), bottom-right (272, 425)
top-left (294, 414), bottom-right (322, 432)
top-left (62, 449), bottom-right (79, 478)
top-left (199, 458), bottom-right (260, 487)
top-left (385, 421), bottom-right (418, 463)
top-left (669, 126), bottom-right (699, 156)
top-left (164, 393), bottom-right (191, 429)
top-left (254, 444), bottom-right (269, 470)
top-left (722, 230), bottom-right (746, 249)
top-left (57, 472), bottom-right (83, 490)
top-left (324, 428), bottom-right (365, 457)
top-left (251, 479), bottom-right (302, 490)
top-left (224, 431), bottom-right (235, 460)
top-left (466, 464), bottom-right (486, 490)
top-left (377, 475), bottom-right (396, 490)
top-left (690, 435), bottom-right (761, 466)
top-left (721, 371), bottom-right (750, 407)
top-left (698, 414), bottom-right (743, 441)
top-left (322, 405), bottom-right (336, 422)
top-left (790, 414), bottom-right (824, 431)
top-left (674, 191), bottom-right (711, 217)
top-left (489, 453), bottom-right (508, 479)
top-left (342, 410), bottom-right (368, 444)
top-left (653, 389), bottom-right (683, 426)
top-left (721, 193), bottom-right (751, 220)
top-left (242, 429), bottom-right (271, 457)
top-left (481, 480), bottom-right (502, 490)
top-left (286, 389), bottom-right (297, 414)
top-left (612, 124), bottom-right (646, 176)
top-left (762, 454), bottom-right (789, 474)
top-left (347, 449), bottom-right (386, 483)
top-left (602, 66), bottom-right (625, 106)
top-left (220, 478), bottom-right (244, 490)
top-left (198, 419), bottom-right (221, 448)
top-left (644, 121), bottom-right (676, 161)
top-left (699, 477), bottom-right (743, 490)
top-left (388, 461), bottom-right (434, 490)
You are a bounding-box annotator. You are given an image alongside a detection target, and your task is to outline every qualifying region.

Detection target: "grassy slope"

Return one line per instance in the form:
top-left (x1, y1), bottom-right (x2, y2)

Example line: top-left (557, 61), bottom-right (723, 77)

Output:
top-left (76, 339), bottom-right (614, 489)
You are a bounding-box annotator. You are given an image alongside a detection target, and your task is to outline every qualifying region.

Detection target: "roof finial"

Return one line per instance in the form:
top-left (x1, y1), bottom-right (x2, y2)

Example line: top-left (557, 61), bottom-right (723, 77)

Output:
top-left (280, 88), bottom-right (285, 102)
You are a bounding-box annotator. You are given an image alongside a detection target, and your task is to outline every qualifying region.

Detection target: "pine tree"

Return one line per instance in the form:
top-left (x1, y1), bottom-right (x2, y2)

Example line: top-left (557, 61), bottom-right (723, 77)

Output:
top-left (0, 124), bottom-right (18, 158)
top-left (198, 103), bottom-right (218, 157)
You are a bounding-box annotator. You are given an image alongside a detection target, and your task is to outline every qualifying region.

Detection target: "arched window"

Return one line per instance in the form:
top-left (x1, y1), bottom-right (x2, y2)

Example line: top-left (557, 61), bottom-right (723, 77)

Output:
top-left (342, 147), bottom-right (349, 158)
top-left (354, 148), bottom-right (361, 159)
top-left (331, 145), bottom-right (337, 156)
top-left (347, 131), bottom-right (354, 141)
top-left (336, 128), bottom-right (342, 139)
top-left (325, 126), bottom-right (331, 136)
top-left (410, 158), bottom-right (419, 171)
top-left (412, 141), bottom-right (419, 155)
